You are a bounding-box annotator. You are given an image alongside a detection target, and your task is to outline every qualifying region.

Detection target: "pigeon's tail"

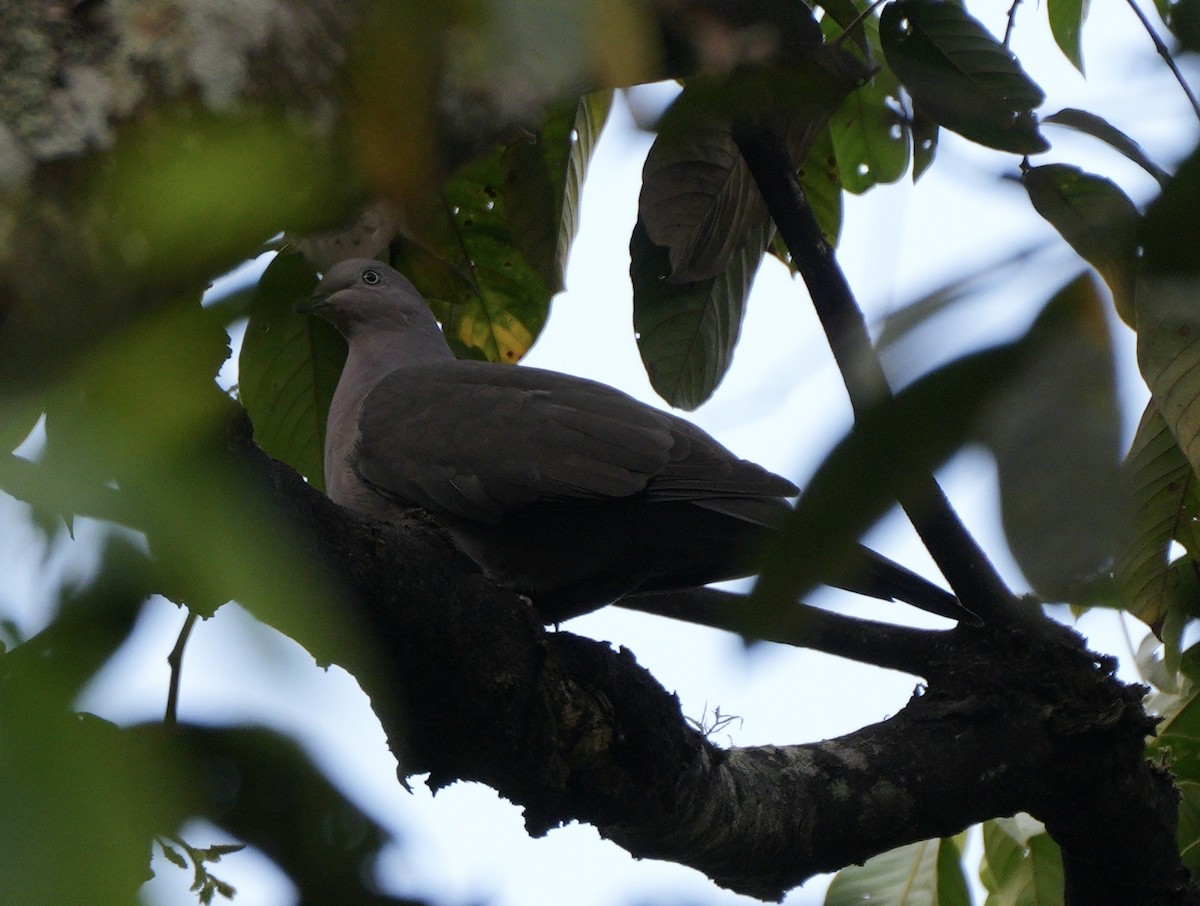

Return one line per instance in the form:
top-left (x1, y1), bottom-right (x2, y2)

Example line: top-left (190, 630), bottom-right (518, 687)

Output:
top-left (842, 548), bottom-right (968, 621)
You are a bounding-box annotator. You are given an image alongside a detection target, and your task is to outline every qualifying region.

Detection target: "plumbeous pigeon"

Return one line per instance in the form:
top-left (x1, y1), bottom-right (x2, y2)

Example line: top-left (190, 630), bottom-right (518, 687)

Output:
top-left (302, 259), bottom-right (959, 623)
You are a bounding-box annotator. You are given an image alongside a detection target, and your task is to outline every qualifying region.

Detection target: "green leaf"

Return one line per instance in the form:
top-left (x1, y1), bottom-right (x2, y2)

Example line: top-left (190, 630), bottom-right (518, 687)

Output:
top-left (93, 112), bottom-right (349, 281)
top-left (239, 250), bottom-right (343, 490)
top-left (1137, 277), bottom-right (1200, 482)
top-left (826, 838), bottom-right (970, 905)
top-left (829, 65), bottom-right (911, 193)
top-left (0, 395), bottom-right (42, 456)
top-left (1048, 0), bottom-right (1090, 73)
top-left (639, 113), bottom-right (769, 283)
top-left (1116, 402), bottom-right (1200, 631)
top-left (981, 816), bottom-right (1065, 906)
top-left (798, 127), bottom-right (844, 248)
top-left (880, 0), bottom-right (1048, 154)
top-left (982, 274), bottom-right (1121, 603)
top-left (502, 91), bottom-right (613, 293)
top-left (392, 116), bottom-right (571, 364)
top-left (630, 216), bottom-right (770, 410)
top-left (1141, 142), bottom-right (1200, 276)
top-left (912, 101), bottom-right (939, 182)
top-left (1043, 108), bottom-right (1169, 187)
top-left (1021, 164), bottom-right (1140, 326)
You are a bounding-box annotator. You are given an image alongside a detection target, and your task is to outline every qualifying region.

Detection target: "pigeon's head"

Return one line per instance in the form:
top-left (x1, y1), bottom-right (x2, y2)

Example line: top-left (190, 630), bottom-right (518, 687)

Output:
top-left (300, 259), bottom-right (431, 337)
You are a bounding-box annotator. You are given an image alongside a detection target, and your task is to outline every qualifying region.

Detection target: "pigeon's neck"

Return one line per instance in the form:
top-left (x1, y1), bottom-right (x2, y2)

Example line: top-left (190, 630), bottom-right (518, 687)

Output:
top-left (348, 319), bottom-right (455, 373)
top-left (324, 321), bottom-right (452, 496)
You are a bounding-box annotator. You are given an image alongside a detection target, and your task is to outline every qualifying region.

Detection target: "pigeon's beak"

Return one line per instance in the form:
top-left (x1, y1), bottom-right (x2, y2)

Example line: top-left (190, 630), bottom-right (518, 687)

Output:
top-left (294, 290), bottom-right (330, 315)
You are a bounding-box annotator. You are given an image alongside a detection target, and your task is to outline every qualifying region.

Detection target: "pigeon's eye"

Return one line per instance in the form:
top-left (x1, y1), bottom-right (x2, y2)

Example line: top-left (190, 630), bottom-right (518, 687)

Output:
top-left (362, 269), bottom-right (381, 285)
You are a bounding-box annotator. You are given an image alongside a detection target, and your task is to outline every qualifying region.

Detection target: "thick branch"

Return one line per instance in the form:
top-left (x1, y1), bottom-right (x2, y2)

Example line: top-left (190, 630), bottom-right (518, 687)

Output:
top-left (222, 416), bottom-right (1195, 903)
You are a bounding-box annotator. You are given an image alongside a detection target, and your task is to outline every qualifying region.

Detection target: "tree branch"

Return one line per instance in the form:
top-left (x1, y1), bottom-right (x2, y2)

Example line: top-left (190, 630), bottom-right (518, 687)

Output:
top-left (731, 122), bottom-right (1020, 625)
top-left (222, 415), bottom-right (1195, 903)
top-left (618, 587), bottom-right (945, 675)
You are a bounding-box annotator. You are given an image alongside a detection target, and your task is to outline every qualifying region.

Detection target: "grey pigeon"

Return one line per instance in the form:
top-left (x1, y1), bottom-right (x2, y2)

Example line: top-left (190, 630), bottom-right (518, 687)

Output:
top-left (301, 259), bottom-right (958, 623)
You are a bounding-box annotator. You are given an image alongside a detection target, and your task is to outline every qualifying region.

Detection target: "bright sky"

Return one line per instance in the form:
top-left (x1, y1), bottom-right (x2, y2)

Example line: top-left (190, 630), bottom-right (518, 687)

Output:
top-left (1, 5), bottom-right (1196, 906)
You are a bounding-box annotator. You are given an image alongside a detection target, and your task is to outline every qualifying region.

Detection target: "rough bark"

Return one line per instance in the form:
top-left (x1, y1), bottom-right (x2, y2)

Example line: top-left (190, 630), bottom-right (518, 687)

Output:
top-left (228, 413), bottom-right (1198, 903)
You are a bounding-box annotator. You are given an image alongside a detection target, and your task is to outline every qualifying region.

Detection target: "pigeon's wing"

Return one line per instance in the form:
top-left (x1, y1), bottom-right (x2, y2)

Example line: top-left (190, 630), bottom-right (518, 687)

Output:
top-left (353, 362), bottom-right (687, 523)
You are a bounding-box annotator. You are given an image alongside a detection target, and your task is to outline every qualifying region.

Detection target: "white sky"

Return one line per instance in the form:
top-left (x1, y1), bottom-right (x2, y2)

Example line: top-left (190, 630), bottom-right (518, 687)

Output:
top-left (2, 5), bottom-right (1198, 906)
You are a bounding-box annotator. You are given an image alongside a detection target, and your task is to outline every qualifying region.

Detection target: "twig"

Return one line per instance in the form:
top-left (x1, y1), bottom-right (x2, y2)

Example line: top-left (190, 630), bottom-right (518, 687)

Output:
top-left (165, 609), bottom-right (199, 726)
top-left (1003, 0), bottom-right (1022, 47)
top-left (618, 587), bottom-right (946, 676)
top-left (731, 122), bottom-right (1017, 623)
top-left (1125, 0), bottom-right (1200, 123)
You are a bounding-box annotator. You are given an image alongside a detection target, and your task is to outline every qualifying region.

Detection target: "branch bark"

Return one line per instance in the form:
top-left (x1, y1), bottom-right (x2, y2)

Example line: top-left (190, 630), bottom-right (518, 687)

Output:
top-left (227, 414), bottom-right (1197, 903)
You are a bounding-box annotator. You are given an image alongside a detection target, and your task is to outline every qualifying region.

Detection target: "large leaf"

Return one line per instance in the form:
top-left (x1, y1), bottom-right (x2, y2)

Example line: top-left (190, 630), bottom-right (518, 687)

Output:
top-left (826, 838), bottom-right (970, 905)
top-left (639, 115), bottom-right (769, 283)
top-left (393, 98), bottom-right (613, 364)
top-left (1043, 108), bottom-right (1169, 187)
top-left (1137, 146), bottom-right (1200, 499)
top-left (1115, 402), bottom-right (1199, 631)
top-left (980, 816), bottom-right (1065, 906)
top-left (1048, 0), bottom-right (1090, 73)
top-left (503, 91), bottom-right (613, 293)
top-left (630, 216), bottom-right (771, 410)
top-left (880, 0), bottom-right (1048, 154)
top-left (981, 274), bottom-right (1122, 603)
top-left (1021, 164), bottom-right (1140, 327)
top-left (239, 250), bottom-right (343, 490)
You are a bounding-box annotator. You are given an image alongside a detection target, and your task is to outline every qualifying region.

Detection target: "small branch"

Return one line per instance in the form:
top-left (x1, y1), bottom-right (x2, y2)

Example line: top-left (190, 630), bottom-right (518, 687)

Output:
top-left (618, 588), bottom-right (945, 676)
top-left (1003, 0), bottom-right (1022, 47)
top-left (1125, 0), bottom-right (1200, 123)
top-left (165, 609), bottom-right (199, 726)
top-left (731, 122), bottom-right (1017, 623)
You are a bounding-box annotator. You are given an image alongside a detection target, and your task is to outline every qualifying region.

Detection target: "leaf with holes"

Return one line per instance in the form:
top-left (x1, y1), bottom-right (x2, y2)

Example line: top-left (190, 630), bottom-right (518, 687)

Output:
top-left (829, 67), bottom-right (910, 193)
top-left (912, 101), bottom-right (939, 181)
top-left (503, 91), bottom-right (613, 293)
top-left (880, 0), bottom-right (1048, 154)
top-left (630, 216), bottom-right (770, 410)
top-left (1022, 164), bottom-right (1140, 326)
